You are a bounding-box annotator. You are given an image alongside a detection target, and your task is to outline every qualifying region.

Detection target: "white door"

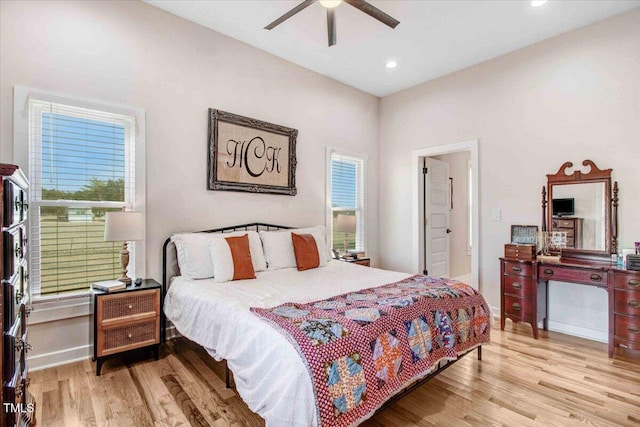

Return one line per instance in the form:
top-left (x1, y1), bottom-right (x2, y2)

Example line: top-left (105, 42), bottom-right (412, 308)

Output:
top-left (424, 157), bottom-right (450, 277)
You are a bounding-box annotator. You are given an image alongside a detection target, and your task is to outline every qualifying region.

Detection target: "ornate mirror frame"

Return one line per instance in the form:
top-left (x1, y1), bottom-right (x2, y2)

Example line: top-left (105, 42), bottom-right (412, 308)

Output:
top-left (541, 159), bottom-right (619, 259)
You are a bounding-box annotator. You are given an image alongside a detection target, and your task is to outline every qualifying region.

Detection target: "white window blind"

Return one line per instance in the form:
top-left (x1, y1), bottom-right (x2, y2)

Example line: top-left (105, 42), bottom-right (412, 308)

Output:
top-left (329, 152), bottom-right (365, 252)
top-left (28, 99), bottom-right (136, 295)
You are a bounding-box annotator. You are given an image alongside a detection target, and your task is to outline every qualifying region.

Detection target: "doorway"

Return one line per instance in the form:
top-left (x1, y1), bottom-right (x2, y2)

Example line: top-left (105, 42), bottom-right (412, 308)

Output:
top-left (411, 140), bottom-right (479, 289)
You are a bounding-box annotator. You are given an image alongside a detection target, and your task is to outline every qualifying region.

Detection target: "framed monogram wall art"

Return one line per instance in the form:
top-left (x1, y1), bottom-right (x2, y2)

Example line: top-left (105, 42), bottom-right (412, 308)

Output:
top-left (208, 109), bottom-right (297, 195)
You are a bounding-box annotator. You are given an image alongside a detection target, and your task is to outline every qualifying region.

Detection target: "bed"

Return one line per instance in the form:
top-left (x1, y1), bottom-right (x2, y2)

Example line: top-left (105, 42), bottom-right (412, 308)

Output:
top-left (162, 223), bottom-right (490, 427)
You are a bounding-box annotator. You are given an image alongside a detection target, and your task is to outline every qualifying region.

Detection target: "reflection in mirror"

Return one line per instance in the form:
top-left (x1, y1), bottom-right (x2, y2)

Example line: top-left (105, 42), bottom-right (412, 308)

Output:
top-left (551, 183), bottom-right (605, 251)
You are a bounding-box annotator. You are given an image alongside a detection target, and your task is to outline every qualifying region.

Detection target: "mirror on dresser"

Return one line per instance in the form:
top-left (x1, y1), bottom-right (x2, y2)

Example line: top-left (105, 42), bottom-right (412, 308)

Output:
top-left (542, 159), bottom-right (618, 259)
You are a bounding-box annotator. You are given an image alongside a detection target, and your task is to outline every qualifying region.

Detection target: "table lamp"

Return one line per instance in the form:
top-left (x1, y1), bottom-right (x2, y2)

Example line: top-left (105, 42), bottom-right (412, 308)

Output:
top-left (104, 211), bottom-right (144, 284)
top-left (336, 214), bottom-right (356, 258)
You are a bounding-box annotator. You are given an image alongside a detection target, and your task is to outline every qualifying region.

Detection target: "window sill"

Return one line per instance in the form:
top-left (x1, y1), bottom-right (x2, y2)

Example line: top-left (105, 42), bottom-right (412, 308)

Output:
top-left (30, 291), bottom-right (92, 325)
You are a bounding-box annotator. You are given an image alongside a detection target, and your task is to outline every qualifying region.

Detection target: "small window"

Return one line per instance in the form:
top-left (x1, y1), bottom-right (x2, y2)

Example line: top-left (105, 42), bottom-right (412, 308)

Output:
top-left (328, 151), bottom-right (366, 254)
top-left (28, 99), bottom-right (138, 295)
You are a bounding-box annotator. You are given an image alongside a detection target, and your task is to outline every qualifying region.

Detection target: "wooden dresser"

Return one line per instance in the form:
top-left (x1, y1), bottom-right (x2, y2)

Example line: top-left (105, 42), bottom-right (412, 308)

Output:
top-left (500, 256), bottom-right (640, 358)
top-left (1, 164), bottom-right (35, 426)
top-left (550, 217), bottom-right (583, 248)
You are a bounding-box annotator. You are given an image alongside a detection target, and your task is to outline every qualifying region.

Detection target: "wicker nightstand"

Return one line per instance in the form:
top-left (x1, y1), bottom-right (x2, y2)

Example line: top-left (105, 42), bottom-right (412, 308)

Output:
top-left (340, 257), bottom-right (371, 267)
top-left (92, 279), bottom-right (161, 376)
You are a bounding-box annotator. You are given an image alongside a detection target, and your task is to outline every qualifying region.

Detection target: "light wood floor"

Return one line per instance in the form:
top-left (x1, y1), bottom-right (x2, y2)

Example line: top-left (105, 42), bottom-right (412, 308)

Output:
top-left (30, 322), bottom-right (640, 426)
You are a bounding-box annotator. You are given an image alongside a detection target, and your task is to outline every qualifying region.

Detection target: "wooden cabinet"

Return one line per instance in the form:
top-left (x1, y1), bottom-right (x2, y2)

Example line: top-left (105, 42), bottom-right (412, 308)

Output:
top-left (500, 254), bottom-right (640, 359)
top-left (92, 280), bottom-right (161, 376)
top-left (500, 259), bottom-right (545, 339)
top-left (551, 217), bottom-right (583, 248)
top-left (0, 164), bottom-right (35, 427)
top-left (610, 270), bottom-right (640, 356)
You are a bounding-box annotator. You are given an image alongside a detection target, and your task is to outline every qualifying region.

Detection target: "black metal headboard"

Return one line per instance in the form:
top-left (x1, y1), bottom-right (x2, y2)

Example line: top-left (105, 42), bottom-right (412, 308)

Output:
top-left (162, 222), bottom-right (292, 289)
top-left (161, 222), bottom-right (291, 340)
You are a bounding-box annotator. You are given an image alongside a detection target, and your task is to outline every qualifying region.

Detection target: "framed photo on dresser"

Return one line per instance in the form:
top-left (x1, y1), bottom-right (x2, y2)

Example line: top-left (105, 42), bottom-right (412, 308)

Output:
top-left (208, 109), bottom-right (298, 196)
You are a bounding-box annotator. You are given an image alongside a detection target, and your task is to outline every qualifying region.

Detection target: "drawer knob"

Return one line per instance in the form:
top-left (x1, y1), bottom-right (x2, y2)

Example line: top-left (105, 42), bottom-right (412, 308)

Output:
top-left (512, 302), bottom-right (521, 311)
top-left (544, 269), bottom-right (554, 276)
top-left (128, 333), bottom-right (133, 339)
top-left (628, 300), bottom-right (640, 309)
top-left (512, 282), bottom-right (522, 290)
top-left (628, 325), bottom-right (640, 334)
top-left (590, 274), bottom-right (602, 282)
top-left (628, 279), bottom-right (639, 288)
top-left (512, 266), bottom-right (521, 272)
top-left (128, 304), bottom-right (133, 309)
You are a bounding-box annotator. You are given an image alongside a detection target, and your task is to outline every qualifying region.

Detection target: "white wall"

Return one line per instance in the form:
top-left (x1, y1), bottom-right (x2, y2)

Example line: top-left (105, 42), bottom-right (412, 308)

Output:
top-left (379, 9), bottom-right (640, 340)
top-left (0, 0), bottom-right (380, 368)
top-left (433, 151), bottom-right (471, 278)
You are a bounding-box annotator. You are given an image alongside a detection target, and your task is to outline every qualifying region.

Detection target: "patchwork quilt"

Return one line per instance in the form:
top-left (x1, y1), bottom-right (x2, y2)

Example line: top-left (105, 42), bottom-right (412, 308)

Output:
top-left (251, 275), bottom-right (490, 427)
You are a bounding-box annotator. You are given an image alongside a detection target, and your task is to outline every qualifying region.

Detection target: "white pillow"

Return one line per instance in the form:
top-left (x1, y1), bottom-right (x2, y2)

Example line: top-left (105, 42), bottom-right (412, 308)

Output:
top-left (260, 226), bottom-right (331, 270)
top-left (171, 231), bottom-right (266, 279)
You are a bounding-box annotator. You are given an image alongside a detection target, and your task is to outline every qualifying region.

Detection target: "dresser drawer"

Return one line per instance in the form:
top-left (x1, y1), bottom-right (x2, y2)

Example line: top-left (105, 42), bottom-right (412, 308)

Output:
top-left (2, 180), bottom-right (26, 228)
top-left (98, 319), bottom-right (159, 357)
top-left (614, 290), bottom-right (640, 316)
top-left (504, 295), bottom-right (533, 320)
top-left (614, 315), bottom-right (640, 343)
top-left (98, 289), bottom-right (159, 322)
top-left (503, 261), bottom-right (533, 277)
top-left (552, 219), bottom-right (576, 229)
top-left (2, 226), bottom-right (26, 281)
top-left (613, 272), bottom-right (640, 291)
top-left (539, 266), bottom-right (607, 286)
top-left (503, 275), bottom-right (533, 298)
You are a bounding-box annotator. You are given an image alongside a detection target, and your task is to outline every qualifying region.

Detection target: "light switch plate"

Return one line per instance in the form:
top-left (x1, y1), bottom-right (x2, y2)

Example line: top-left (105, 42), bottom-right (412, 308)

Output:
top-left (491, 208), bottom-right (501, 221)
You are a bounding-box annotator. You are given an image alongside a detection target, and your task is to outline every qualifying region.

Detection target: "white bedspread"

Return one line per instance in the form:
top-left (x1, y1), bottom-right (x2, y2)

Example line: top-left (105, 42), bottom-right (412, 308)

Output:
top-left (164, 260), bottom-right (410, 426)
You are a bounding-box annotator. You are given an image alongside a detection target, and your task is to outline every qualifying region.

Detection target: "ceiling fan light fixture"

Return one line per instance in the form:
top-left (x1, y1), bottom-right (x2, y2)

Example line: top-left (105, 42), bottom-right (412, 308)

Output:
top-left (531, 0), bottom-right (548, 7)
top-left (319, 0), bottom-right (342, 8)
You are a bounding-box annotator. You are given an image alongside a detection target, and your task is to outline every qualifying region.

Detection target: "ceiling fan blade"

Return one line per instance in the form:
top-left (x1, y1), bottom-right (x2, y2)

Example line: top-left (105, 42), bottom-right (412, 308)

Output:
top-left (343, 0), bottom-right (400, 29)
top-left (327, 8), bottom-right (336, 46)
top-left (264, 0), bottom-right (317, 30)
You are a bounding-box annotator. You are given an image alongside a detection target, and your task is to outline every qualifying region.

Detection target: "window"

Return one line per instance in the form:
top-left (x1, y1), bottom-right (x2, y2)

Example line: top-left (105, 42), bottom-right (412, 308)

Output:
top-left (328, 150), bottom-right (366, 254)
top-left (27, 98), bottom-right (139, 295)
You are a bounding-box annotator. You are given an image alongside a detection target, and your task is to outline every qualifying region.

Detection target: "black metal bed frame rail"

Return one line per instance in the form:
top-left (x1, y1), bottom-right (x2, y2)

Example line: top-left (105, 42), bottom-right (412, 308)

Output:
top-left (375, 346), bottom-right (482, 415)
top-left (161, 222), bottom-right (292, 342)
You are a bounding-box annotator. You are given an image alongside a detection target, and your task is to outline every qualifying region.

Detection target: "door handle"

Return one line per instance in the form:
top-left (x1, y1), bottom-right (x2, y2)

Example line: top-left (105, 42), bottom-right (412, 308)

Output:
top-left (446, 229), bottom-right (452, 234)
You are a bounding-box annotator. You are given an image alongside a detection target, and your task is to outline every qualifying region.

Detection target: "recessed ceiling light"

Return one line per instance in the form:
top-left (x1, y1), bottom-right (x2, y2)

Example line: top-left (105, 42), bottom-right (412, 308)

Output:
top-left (531, 0), bottom-right (548, 7)
top-left (386, 60), bottom-right (398, 69)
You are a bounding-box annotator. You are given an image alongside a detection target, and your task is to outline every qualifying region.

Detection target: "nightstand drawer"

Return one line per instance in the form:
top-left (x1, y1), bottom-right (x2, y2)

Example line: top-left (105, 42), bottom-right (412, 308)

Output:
top-left (98, 289), bottom-right (159, 322)
top-left (99, 319), bottom-right (159, 356)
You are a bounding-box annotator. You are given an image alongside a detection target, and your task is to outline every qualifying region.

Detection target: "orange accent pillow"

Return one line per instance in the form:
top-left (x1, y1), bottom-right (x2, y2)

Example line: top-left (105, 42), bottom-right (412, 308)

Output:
top-left (225, 234), bottom-right (256, 280)
top-left (291, 233), bottom-right (320, 271)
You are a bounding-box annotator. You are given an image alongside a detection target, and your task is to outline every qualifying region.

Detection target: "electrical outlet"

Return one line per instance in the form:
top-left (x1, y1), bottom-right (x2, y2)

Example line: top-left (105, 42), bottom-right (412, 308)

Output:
top-left (491, 209), bottom-right (501, 221)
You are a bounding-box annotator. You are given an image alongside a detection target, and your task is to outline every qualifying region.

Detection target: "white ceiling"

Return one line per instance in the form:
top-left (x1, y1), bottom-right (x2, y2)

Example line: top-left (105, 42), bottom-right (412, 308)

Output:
top-left (144, 1), bottom-right (640, 97)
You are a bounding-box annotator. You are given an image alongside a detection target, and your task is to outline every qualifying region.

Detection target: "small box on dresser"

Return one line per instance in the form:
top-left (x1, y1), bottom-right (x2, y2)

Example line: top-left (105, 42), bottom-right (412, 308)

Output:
top-left (504, 244), bottom-right (536, 261)
top-left (92, 279), bottom-right (161, 376)
top-left (0, 164), bottom-right (35, 427)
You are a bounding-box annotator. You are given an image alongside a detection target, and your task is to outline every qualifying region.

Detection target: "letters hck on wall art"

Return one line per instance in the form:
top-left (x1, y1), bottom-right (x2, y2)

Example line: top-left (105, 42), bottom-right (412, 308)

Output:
top-left (208, 109), bottom-right (297, 196)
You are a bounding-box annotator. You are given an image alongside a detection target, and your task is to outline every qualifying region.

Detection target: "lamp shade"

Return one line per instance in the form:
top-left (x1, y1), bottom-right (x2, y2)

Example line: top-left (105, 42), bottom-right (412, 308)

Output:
top-left (336, 214), bottom-right (356, 234)
top-left (104, 211), bottom-right (144, 242)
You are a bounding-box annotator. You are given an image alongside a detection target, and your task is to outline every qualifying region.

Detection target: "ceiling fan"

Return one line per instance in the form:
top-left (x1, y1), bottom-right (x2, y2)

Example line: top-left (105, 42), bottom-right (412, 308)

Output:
top-left (264, 0), bottom-right (400, 47)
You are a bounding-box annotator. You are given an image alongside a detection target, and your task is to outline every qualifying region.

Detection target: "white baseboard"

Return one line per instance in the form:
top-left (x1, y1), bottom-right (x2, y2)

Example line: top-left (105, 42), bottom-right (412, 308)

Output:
top-left (27, 344), bottom-right (92, 371)
top-left (547, 320), bottom-right (607, 343)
